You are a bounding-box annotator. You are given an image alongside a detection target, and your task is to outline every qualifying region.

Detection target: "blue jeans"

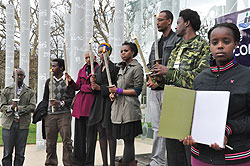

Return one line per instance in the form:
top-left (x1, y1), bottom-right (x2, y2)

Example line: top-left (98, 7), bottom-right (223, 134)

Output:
top-left (2, 121), bottom-right (29, 166)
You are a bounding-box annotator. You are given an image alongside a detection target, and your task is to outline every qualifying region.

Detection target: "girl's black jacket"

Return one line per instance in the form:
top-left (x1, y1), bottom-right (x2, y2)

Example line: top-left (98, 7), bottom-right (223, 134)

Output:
top-left (192, 61), bottom-right (250, 165)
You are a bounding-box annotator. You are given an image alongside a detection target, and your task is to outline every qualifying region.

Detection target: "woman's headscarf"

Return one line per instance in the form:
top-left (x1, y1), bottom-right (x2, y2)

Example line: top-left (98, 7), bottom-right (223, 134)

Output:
top-left (99, 43), bottom-right (112, 55)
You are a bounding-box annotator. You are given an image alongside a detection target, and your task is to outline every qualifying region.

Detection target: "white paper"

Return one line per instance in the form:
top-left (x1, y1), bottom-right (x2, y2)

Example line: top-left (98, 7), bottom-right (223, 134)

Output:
top-left (191, 91), bottom-right (230, 147)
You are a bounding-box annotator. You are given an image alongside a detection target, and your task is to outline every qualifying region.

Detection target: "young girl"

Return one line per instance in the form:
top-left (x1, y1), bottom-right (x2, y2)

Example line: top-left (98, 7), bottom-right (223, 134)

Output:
top-left (183, 23), bottom-right (250, 165)
top-left (109, 41), bottom-right (144, 166)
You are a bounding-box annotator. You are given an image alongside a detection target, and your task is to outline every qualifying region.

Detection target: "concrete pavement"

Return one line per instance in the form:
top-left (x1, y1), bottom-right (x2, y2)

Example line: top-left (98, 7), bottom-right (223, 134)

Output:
top-left (0, 138), bottom-right (153, 166)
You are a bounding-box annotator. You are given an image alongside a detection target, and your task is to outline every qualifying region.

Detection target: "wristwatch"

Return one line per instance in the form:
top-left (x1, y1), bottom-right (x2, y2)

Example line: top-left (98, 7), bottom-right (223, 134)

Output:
top-left (60, 101), bottom-right (65, 107)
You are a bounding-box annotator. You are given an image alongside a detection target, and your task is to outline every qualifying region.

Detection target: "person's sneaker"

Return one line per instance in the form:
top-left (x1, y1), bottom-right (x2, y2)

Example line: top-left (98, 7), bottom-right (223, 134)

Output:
top-left (146, 163), bottom-right (151, 166)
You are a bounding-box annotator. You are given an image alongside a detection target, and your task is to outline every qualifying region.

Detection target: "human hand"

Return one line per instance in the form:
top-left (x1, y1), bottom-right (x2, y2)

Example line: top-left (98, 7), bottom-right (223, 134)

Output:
top-left (49, 99), bottom-right (61, 106)
top-left (109, 93), bottom-right (115, 101)
top-left (182, 136), bottom-right (196, 145)
top-left (65, 72), bottom-right (72, 82)
top-left (151, 64), bottom-right (168, 76)
top-left (91, 83), bottom-right (101, 91)
top-left (109, 85), bottom-right (117, 93)
top-left (210, 135), bottom-right (228, 150)
top-left (146, 81), bottom-right (158, 89)
top-left (11, 101), bottom-right (18, 111)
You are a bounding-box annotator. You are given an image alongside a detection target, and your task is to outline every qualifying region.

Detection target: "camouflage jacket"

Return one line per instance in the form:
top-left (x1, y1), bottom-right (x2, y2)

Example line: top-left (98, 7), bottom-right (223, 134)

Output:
top-left (159, 35), bottom-right (210, 89)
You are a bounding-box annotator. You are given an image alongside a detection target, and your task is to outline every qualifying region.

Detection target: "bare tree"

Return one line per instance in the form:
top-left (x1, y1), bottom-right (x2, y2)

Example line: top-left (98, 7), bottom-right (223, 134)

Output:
top-left (0, 0), bottom-right (115, 89)
top-left (93, 0), bottom-right (115, 45)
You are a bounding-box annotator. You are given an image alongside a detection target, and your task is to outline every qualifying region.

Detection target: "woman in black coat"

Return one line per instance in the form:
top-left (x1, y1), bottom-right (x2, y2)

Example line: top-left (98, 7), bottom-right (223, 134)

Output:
top-left (86, 43), bottom-right (119, 166)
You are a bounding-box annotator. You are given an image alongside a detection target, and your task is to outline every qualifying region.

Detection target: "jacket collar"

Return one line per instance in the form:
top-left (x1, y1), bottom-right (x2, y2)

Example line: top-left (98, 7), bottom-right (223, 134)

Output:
top-left (176, 35), bottom-right (199, 49)
top-left (210, 60), bottom-right (236, 73)
top-left (160, 29), bottom-right (174, 41)
top-left (118, 59), bottom-right (139, 68)
top-left (79, 62), bottom-right (98, 79)
top-left (10, 83), bottom-right (29, 97)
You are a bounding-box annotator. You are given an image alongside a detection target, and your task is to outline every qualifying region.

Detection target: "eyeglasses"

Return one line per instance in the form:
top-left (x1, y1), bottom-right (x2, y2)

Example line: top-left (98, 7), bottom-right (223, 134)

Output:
top-left (157, 18), bottom-right (168, 22)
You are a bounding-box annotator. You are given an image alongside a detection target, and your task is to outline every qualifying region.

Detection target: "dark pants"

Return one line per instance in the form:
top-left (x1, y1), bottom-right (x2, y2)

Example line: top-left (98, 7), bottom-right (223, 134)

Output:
top-left (2, 121), bottom-right (29, 166)
top-left (85, 125), bottom-right (97, 166)
top-left (44, 113), bottom-right (72, 166)
top-left (166, 138), bottom-right (191, 166)
top-left (72, 116), bottom-right (88, 166)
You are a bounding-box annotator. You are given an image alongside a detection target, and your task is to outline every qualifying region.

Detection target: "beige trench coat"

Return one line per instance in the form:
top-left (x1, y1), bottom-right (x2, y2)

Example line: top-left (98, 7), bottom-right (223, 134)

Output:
top-left (111, 59), bottom-right (144, 124)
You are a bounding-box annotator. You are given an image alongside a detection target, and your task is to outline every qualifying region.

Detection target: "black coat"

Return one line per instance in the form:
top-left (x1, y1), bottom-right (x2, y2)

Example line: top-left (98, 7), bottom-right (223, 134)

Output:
top-left (88, 61), bottom-right (119, 127)
top-left (192, 63), bottom-right (250, 165)
top-left (32, 99), bottom-right (48, 124)
top-left (32, 99), bottom-right (48, 139)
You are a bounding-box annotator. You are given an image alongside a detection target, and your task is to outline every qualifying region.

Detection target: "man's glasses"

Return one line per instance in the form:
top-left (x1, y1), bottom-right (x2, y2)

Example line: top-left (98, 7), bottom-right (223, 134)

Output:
top-left (157, 18), bottom-right (168, 22)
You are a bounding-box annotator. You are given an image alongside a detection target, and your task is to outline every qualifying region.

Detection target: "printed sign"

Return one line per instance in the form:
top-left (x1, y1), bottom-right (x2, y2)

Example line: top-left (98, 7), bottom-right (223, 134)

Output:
top-left (216, 8), bottom-right (250, 67)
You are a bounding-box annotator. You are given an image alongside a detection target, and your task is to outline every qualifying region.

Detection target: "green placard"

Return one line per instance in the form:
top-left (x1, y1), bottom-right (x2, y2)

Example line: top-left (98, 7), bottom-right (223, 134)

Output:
top-left (158, 85), bottom-right (196, 140)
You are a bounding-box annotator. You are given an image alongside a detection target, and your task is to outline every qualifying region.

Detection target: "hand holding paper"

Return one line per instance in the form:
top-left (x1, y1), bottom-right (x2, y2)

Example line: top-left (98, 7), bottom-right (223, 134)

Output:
top-left (159, 85), bottom-right (230, 148)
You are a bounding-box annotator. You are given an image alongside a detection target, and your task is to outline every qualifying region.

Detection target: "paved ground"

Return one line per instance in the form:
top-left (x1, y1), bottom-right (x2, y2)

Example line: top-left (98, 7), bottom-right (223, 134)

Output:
top-left (0, 138), bottom-right (153, 166)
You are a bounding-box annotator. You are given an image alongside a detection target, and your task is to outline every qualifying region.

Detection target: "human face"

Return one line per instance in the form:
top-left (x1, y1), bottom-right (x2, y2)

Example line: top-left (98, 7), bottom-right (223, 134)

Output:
top-left (120, 45), bottom-right (134, 64)
top-left (210, 27), bottom-right (238, 66)
top-left (98, 46), bottom-right (109, 63)
top-left (175, 17), bottom-right (186, 37)
top-left (12, 69), bottom-right (25, 85)
top-left (157, 12), bottom-right (171, 33)
top-left (51, 61), bottom-right (63, 77)
top-left (85, 52), bottom-right (90, 65)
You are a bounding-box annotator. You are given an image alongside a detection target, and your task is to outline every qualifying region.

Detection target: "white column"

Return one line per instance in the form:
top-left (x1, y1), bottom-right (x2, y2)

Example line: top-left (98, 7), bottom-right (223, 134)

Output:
top-left (70, 0), bottom-right (86, 81)
top-left (20, 0), bottom-right (30, 85)
top-left (85, 0), bottom-right (93, 51)
top-left (64, 14), bottom-right (71, 73)
top-left (36, 0), bottom-right (50, 150)
top-left (5, 4), bottom-right (15, 87)
top-left (109, 22), bottom-right (114, 62)
top-left (70, 0), bottom-right (86, 142)
top-left (112, 0), bottom-right (124, 63)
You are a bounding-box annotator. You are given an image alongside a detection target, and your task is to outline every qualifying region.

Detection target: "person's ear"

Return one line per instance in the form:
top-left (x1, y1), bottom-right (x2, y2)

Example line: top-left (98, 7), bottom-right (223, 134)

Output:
top-left (167, 18), bottom-right (172, 25)
top-left (185, 20), bottom-right (190, 27)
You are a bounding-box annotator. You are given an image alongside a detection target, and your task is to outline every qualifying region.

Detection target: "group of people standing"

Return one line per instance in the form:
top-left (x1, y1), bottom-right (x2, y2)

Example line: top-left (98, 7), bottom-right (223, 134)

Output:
top-left (147, 8), bottom-right (250, 166)
top-left (66, 41), bottom-right (144, 166)
top-left (1, 7), bottom-right (250, 166)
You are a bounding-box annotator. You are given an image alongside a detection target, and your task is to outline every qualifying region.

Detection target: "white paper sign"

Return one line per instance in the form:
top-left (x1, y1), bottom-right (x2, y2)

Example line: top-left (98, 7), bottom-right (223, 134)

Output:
top-left (191, 91), bottom-right (230, 148)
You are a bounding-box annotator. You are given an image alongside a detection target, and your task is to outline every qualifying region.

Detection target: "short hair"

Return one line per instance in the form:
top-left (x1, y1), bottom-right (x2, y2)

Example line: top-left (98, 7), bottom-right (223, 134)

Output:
top-left (122, 41), bottom-right (138, 57)
top-left (52, 58), bottom-right (65, 71)
top-left (208, 23), bottom-right (240, 43)
top-left (179, 9), bottom-right (201, 31)
top-left (13, 68), bottom-right (25, 76)
top-left (160, 10), bottom-right (174, 24)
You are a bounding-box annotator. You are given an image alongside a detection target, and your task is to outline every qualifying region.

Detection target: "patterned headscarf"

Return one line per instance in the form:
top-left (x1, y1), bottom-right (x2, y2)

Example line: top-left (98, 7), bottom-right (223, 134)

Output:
top-left (99, 43), bottom-right (112, 55)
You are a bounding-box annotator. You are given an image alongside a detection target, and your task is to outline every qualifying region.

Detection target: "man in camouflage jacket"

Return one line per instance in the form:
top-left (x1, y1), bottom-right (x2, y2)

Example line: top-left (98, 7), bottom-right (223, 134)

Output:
top-left (152, 9), bottom-right (210, 166)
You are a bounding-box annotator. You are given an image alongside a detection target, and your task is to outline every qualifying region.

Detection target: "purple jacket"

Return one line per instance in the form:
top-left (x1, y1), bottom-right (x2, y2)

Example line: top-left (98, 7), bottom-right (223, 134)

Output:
top-left (69, 64), bottom-right (98, 119)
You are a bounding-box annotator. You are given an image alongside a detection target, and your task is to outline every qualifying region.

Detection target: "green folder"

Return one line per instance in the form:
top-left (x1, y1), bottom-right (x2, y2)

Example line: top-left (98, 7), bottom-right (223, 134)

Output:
top-left (158, 85), bottom-right (196, 140)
